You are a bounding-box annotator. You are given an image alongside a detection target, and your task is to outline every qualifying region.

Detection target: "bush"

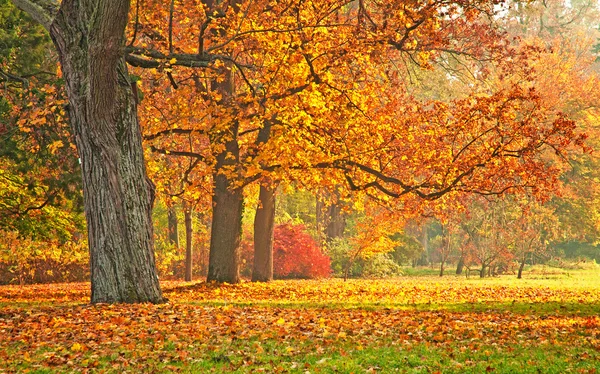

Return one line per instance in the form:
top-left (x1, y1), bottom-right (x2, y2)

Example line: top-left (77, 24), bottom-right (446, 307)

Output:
top-left (361, 253), bottom-right (403, 278)
top-left (273, 224), bottom-right (332, 279)
top-left (0, 231), bottom-right (89, 284)
top-left (326, 237), bottom-right (362, 278)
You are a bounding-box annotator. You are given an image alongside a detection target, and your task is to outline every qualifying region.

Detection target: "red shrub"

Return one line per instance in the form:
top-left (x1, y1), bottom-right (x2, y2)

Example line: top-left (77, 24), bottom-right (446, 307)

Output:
top-left (273, 224), bottom-right (331, 279)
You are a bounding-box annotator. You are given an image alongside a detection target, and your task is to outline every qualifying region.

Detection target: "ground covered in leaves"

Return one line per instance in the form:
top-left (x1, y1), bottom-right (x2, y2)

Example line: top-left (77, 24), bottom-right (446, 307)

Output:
top-left (1, 270), bottom-right (600, 373)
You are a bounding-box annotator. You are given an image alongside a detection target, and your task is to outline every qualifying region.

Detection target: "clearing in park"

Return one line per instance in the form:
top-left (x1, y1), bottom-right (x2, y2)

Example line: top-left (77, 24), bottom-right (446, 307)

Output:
top-left (1, 265), bottom-right (600, 373)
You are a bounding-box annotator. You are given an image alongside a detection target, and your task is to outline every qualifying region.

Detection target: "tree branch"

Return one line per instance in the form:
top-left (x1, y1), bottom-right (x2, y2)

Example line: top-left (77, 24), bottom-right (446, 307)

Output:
top-left (11, 0), bottom-right (59, 31)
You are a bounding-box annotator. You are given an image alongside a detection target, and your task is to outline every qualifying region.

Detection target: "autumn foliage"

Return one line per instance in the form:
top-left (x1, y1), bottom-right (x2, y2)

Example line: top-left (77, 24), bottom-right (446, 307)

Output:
top-left (241, 224), bottom-right (331, 279)
top-left (273, 224), bottom-right (331, 279)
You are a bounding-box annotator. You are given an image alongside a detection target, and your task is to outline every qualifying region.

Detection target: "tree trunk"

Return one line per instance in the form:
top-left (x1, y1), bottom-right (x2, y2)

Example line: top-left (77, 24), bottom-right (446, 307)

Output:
top-left (252, 185), bottom-right (275, 282)
top-left (19, 0), bottom-right (163, 303)
top-left (168, 206), bottom-right (180, 249)
top-left (207, 176), bottom-right (242, 283)
top-left (456, 256), bottom-right (464, 275)
top-left (325, 203), bottom-right (345, 241)
top-left (419, 223), bottom-right (429, 266)
top-left (517, 256), bottom-right (526, 279)
top-left (184, 204), bottom-right (193, 282)
top-left (316, 197), bottom-right (325, 240)
top-left (480, 264), bottom-right (487, 278)
top-left (207, 114), bottom-right (242, 283)
top-left (439, 260), bottom-right (445, 277)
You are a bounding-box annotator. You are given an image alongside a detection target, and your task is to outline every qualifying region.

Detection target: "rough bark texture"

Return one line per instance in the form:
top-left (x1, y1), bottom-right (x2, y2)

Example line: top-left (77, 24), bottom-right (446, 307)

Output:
top-left (252, 185), bottom-right (275, 282)
top-left (207, 171), bottom-right (242, 283)
top-left (207, 121), bottom-right (242, 283)
top-left (45, 0), bottom-right (163, 303)
top-left (184, 205), bottom-right (193, 282)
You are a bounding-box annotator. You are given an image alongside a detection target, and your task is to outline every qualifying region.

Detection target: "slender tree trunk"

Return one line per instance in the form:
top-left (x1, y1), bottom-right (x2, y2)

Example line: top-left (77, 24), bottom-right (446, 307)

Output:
top-left (316, 197), bottom-right (325, 240)
top-left (184, 204), bottom-right (193, 282)
top-left (517, 255), bottom-right (526, 279)
top-left (168, 205), bottom-right (180, 276)
top-left (252, 185), bottom-right (275, 282)
top-left (439, 261), bottom-right (445, 277)
top-left (456, 256), bottom-right (464, 275)
top-left (168, 206), bottom-right (180, 249)
top-left (17, 0), bottom-right (164, 303)
top-left (420, 223), bottom-right (429, 266)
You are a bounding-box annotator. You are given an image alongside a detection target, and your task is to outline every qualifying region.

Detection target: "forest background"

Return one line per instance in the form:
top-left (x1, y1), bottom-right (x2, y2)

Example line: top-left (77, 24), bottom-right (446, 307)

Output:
top-left (2, 0), bottom-right (600, 287)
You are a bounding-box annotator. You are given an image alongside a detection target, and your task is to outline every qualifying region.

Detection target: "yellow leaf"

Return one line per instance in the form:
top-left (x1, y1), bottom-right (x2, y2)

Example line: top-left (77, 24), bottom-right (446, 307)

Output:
top-left (71, 342), bottom-right (82, 352)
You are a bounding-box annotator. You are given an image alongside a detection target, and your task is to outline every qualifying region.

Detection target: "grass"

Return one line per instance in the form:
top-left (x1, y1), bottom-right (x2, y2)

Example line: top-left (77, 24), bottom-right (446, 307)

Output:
top-left (1, 266), bottom-right (599, 373)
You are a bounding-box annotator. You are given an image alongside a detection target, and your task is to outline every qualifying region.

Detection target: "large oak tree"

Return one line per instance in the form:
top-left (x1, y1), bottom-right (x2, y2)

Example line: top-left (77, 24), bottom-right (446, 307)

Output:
top-left (11, 0), bottom-right (164, 303)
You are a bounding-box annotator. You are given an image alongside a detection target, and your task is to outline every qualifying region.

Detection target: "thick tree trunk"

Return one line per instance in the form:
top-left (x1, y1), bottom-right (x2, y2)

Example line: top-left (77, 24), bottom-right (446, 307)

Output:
top-left (480, 264), bottom-right (487, 278)
top-left (184, 205), bottom-right (193, 282)
top-left (38, 0), bottom-right (163, 303)
top-left (207, 118), bottom-right (242, 283)
top-left (252, 185), bottom-right (275, 282)
top-left (207, 177), bottom-right (243, 283)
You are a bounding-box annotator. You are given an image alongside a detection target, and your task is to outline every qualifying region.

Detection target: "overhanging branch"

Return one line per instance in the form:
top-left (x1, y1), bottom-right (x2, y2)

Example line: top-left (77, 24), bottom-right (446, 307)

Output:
top-left (11, 0), bottom-right (59, 30)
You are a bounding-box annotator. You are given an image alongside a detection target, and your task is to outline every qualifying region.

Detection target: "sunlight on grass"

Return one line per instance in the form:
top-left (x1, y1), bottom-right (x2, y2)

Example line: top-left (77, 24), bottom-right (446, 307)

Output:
top-left (1, 267), bottom-right (599, 373)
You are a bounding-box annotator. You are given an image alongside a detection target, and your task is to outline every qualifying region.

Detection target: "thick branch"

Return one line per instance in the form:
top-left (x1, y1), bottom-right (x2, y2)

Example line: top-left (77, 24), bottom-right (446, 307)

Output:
top-left (10, 0), bottom-right (58, 30)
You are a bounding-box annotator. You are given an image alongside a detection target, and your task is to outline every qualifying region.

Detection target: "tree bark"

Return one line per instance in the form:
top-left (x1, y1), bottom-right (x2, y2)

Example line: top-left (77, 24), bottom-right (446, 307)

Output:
top-left (325, 202), bottom-right (345, 241)
top-left (12, 0), bottom-right (164, 303)
top-left (252, 185), bottom-right (275, 282)
top-left (168, 206), bottom-right (180, 250)
top-left (456, 256), bottom-right (464, 275)
top-left (517, 256), bottom-right (526, 279)
top-left (207, 172), bottom-right (242, 283)
top-left (184, 204), bottom-right (193, 282)
top-left (419, 223), bottom-right (429, 266)
top-left (316, 197), bottom-right (325, 240)
top-left (207, 117), bottom-right (242, 283)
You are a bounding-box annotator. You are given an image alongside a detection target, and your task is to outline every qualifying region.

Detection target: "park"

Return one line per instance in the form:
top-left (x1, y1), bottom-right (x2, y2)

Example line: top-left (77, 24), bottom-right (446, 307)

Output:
top-left (1, 0), bottom-right (600, 372)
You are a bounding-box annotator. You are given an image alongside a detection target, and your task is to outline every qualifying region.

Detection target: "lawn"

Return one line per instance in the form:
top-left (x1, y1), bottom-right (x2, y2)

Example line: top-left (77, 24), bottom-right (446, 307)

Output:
top-left (1, 267), bottom-right (599, 373)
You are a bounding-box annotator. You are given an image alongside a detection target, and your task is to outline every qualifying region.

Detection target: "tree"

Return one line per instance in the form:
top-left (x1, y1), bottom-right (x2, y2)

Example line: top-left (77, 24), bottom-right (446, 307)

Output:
top-left (10, 0), bottom-right (163, 303)
top-left (134, 0), bottom-right (586, 285)
top-left (252, 184), bottom-right (276, 282)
